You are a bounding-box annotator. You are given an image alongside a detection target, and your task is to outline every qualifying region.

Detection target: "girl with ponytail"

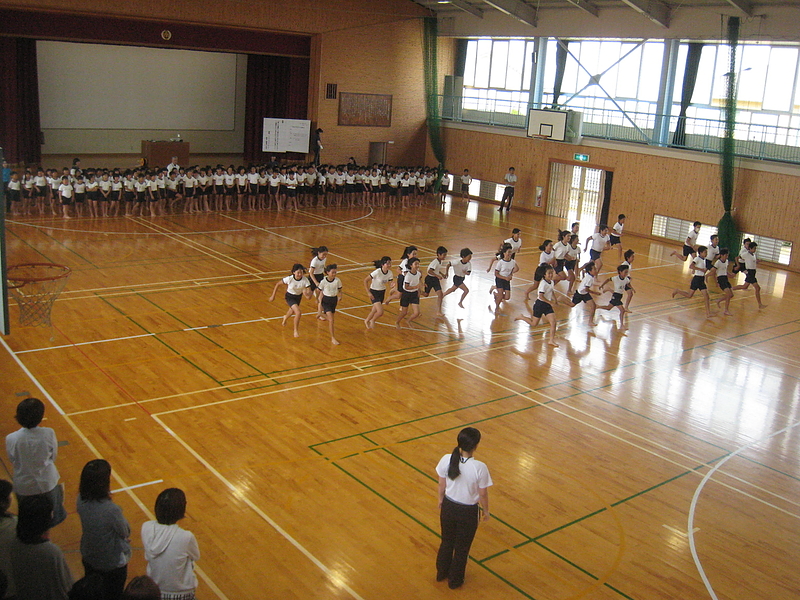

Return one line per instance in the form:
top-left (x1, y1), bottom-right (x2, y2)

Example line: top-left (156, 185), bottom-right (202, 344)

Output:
top-left (435, 427), bottom-right (492, 589)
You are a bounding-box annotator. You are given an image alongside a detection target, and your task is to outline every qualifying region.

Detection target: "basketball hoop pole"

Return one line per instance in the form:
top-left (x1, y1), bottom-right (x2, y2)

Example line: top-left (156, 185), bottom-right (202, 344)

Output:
top-left (0, 146), bottom-right (10, 336)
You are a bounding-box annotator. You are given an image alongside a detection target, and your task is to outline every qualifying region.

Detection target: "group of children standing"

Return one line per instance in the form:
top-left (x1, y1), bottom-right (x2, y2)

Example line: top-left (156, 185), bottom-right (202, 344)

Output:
top-left (5, 159), bottom-right (450, 219)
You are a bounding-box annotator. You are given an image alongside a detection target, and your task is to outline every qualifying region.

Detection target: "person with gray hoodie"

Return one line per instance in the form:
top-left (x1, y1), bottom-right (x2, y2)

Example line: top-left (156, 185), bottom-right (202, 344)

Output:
top-left (141, 489), bottom-right (199, 600)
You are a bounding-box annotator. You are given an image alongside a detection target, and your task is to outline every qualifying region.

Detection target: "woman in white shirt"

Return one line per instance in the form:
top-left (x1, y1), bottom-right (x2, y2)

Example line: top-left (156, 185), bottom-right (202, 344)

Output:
top-left (269, 264), bottom-right (313, 338)
top-left (435, 427), bottom-right (492, 589)
top-left (142, 488), bottom-right (199, 600)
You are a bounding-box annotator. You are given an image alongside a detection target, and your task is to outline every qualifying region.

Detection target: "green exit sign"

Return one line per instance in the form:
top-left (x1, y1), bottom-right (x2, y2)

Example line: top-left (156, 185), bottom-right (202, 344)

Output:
top-left (574, 153), bottom-right (590, 162)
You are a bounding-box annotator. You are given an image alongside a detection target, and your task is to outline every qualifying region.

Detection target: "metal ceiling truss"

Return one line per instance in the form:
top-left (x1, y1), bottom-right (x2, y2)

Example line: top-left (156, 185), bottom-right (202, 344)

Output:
top-left (482, 0), bottom-right (539, 28)
top-left (446, 0), bottom-right (484, 19)
top-left (618, 0), bottom-right (670, 28)
top-left (564, 0), bottom-right (599, 18)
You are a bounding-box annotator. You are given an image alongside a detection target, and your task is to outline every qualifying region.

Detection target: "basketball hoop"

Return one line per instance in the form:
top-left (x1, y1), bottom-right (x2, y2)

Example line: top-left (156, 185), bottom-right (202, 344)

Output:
top-left (7, 263), bottom-right (72, 328)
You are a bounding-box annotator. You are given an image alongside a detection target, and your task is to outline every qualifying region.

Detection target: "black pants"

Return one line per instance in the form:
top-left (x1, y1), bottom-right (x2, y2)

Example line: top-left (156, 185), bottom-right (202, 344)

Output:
top-left (83, 560), bottom-right (128, 600)
top-left (436, 497), bottom-right (479, 586)
top-left (498, 186), bottom-right (514, 210)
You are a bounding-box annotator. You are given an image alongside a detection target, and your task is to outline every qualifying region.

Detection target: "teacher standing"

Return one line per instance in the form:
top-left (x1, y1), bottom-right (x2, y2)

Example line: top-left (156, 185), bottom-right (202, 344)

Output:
top-left (311, 128), bottom-right (323, 166)
top-left (435, 427), bottom-right (492, 589)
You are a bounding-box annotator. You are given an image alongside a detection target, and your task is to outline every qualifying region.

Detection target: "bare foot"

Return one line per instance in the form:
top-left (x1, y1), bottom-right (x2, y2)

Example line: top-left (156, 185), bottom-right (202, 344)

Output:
top-left (458, 302), bottom-right (464, 309)
top-left (759, 304), bottom-right (767, 309)
top-left (671, 290), bottom-right (679, 298)
top-left (317, 315), bottom-right (326, 321)
top-left (364, 320), bottom-right (371, 329)
top-left (293, 330), bottom-right (300, 337)
top-left (281, 314), bottom-right (288, 326)
top-left (706, 312), bottom-right (717, 318)
top-left (723, 311), bottom-right (733, 316)
top-left (547, 340), bottom-right (560, 347)
top-left (395, 321), bottom-right (402, 329)
top-left (331, 338), bottom-right (340, 345)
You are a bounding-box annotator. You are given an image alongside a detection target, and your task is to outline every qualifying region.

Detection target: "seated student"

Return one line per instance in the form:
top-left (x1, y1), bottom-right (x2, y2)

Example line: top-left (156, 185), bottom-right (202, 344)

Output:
top-left (0, 480), bottom-right (17, 599)
top-left (10, 495), bottom-right (74, 600)
top-left (141, 488), bottom-right (200, 600)
top-left (5, 398), bottom-right (67, 529)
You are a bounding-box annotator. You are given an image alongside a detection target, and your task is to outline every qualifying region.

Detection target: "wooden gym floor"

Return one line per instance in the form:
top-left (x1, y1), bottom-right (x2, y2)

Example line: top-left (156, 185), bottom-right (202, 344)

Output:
top-left (1, 197), bottom-right (799, 600)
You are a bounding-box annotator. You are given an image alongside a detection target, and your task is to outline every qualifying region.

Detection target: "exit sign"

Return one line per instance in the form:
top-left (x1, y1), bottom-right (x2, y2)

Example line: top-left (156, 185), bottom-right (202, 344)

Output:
top-left (574, 153), bottom-right (590, 162)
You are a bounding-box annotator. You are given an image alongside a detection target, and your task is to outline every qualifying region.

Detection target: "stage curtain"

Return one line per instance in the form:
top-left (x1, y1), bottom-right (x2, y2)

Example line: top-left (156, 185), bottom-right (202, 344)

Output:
top-left (0, 37), bottom-right (41, 165)
top-left (671, 42), bottom-right (704, 147)
top-left (244, 54), bottom-right (309, 163)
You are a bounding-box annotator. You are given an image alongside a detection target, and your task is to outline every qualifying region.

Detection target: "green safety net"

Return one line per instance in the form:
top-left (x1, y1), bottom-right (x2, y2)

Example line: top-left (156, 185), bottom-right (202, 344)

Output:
top-left (718, 17), bottom-right (740, 252)
top-left (423, 16), bottom-right (446, 188)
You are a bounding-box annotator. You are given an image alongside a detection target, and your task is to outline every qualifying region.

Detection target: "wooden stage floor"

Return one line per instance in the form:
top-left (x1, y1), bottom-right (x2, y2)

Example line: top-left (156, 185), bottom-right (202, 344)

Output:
top-left (2, 199), bottom-right (799, 600)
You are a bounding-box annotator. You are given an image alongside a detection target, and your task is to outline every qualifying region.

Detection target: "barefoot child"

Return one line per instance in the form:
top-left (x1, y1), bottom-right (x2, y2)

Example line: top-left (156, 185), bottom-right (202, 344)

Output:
top-left (516, 265), bottom-right (568, 346)
top-left (318, 264), bottom-right (343, 345)
top-left (621, 249), bottom-right (636, 311)
top-left (396, 257), bottom-right (422, 328)
top-left (364, 256), bottom-right (395, 329)
top-left (571, 261), bottom-right (601, 324)
top-left (443, 248), bottom-right (473, 309)
top-left (670, 221), bottom-right (701, 262)
top-left (597, 264), bottom-right (633, 327)
top-left (671, 246), bottom-right (716, 318)
top-left (422, 246), bottom-right (450, 316)
top-left (610, 214), bottom-right (625, 262)
top-left (493, 245), bottom-right (519, 314)
top-left (269, 264), bottom-right (313, 337)
top-left (709, 248), bottom-right (734, 315)
top-left (732, 242), bottom-right (767, 309)
top-left (584, 225), bottom-right (611, 274)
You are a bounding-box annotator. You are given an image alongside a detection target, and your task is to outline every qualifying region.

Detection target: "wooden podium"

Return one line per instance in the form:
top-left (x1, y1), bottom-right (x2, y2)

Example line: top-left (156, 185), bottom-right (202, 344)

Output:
top-left (141, 141), bottom-right (190, 168)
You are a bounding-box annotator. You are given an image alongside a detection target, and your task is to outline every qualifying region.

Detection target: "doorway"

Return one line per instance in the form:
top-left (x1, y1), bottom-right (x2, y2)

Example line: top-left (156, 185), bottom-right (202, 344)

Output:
top-left (546, 162), bottom-right (610, 230)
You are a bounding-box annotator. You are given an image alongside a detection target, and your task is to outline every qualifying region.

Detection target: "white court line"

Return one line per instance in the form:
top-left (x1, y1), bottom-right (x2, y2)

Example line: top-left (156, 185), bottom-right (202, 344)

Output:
top-left (151, 414), bottom-right (366, 600)
top-left (111, 479), bottom-right (163, 494)
top-left (431, 350), bottom-right (800, 518)
top-left (0, 336), bottom-right (229, 599)
top-left (688, 419), bottom-right (800, 600)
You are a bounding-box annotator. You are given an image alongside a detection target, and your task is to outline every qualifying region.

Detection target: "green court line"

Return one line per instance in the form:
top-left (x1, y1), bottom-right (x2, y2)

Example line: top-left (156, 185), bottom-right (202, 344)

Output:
top-left (32, 226), bottom-right (99, 268)
top-left (6, 228), bottom-right (56, 264)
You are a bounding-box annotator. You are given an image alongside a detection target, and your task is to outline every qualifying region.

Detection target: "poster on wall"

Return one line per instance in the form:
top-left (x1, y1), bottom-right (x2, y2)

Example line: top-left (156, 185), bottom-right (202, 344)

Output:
top-left (535, 186), bottom-right (543, 208)
top-left (338, 93), bottom-right (392, 127)
top-left (262, 118), bottom-right (311, 153)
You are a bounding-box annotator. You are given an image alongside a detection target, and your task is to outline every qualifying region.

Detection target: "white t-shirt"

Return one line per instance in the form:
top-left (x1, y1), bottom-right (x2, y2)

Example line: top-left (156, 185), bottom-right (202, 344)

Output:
top-left (706, 244), bottom-right (720, 263)
top-left (460, 174), bottom-right (472, 185)
top-left (427, 258), bottom-right (447, 278)
top-left (403, 270), bottom-right (422, 291)
top-left (283, 275), bottom-right (310, 295)
top-left (611, 275), bottom-right (630, 294)
top-left (369, 268), bottom-right (394, 291)
top-left (686, 227), bottom-right (699, 246)
top-left (141, 522), bottom-right (199, 594)
top-left (504, 172), bottom-right (517, 186)
top-left (613, 221), bottom-right (624, 236)
top-left (452, 260), bottom-right (472, 278)
top-left (318, 276), bottom-right (342, 297)
top-left (441, 174), bottom-right (451, 188)
top-left (566, 245), bottom-right (581, 261)
top-left (691, 255), bottom-right (707, 273)
top-left (578, 273), bottom-right (595, 295)
top-left (591, 233), bottom-right (610, 252)
top-left (496, 258), bottom-right (517, 278)
top-left (538, 250), bottom-right (554, 265)
top-left (714, 258), bottom-right (729, 275)
top-left (554, 241), bottom-right (570, 260)
top-left (537, 279), bottom-right (555, 302)
top-left (5, 427), bottom-right (60, 495)
top-left (504, 237), bottom-right (522, 254)
top-left (742, 250), bottom-right (757, 270)
top-left (310, 255), bottom-right (326, 275)
top-left (58, 183), bottom-right (73, 198)
top-left (436, 454), bottom-right (493, 506)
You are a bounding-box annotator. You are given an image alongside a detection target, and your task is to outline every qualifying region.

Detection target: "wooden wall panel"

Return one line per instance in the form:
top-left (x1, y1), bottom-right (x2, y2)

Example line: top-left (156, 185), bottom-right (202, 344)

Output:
top-left (435, 125), bottom-right (800, 270)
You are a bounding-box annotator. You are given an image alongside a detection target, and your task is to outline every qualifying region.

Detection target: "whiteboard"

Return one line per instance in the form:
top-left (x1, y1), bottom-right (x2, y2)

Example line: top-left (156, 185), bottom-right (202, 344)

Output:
top-left (262, 118), bottom-right (311, 153)
top-left (37, 41), bottom-right (238, 131)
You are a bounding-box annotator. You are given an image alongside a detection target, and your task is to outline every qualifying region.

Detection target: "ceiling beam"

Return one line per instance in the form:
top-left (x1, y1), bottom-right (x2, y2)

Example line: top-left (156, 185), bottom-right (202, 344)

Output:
top-left (619, 0), bottom-right (670, 28)
top-left (446, 0), bottom-right (484, 18)
top-left (564, 0), bottom-right (599, 18)
top-left (723, 0), bottom-right (753, 17)
top-left (482, 0), bottom-right (538, 27)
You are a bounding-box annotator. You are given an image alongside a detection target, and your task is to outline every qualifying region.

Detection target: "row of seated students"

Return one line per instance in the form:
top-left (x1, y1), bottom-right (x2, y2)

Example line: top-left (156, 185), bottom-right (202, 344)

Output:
top-left (6, 161), bottom-right (447, 218)
top-left (3, 398), bottom-right (200, 600)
